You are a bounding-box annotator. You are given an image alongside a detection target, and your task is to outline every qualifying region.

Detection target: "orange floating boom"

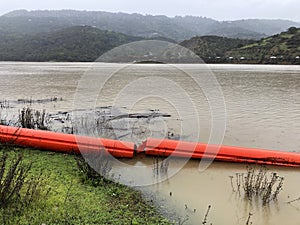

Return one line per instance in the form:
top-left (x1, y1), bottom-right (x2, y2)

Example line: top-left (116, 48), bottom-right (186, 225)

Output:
top-left (1, 125), bottom-right (300, 167)
top-left (144, 138), bottom-right (300, 167)
top-left (0, 125), bottom-right (134, 158)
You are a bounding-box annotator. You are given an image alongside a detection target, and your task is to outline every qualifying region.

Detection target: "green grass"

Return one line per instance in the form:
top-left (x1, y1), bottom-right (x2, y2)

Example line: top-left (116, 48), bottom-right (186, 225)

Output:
top-left (240, 43), bottom-right (259, 49)
top-left (259, 38), bottom-right (272, 46)
top-left (0, 147), bottom-right (170, 225)
top-left (240, 38), bottom-right (271, 50)
top-left (280, 33), bottom-right (294, 39)
top-left (279, 43), bottom-right (289, 51)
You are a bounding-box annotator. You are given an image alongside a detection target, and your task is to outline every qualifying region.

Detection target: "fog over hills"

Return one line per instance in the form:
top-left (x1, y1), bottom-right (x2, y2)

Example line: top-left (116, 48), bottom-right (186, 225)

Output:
top-left (0, 10), bottom-right (299, 64)
top-left (1, 10), bottom-right (299, 41)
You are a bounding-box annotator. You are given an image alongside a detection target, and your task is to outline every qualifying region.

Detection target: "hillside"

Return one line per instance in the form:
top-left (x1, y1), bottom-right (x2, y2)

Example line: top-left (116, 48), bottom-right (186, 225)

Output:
top-left (180, 27), bottom-right (300, 64)
top-left (0, 26), bottom-right (142, 61)
top-left (1, 10), bottom-right (299, 41)
top-left (180, 36), bottom-right (254, 62)
top-left (0, 22), bottom-right (299, 64)
top-left (227, 27), bottom-right (300, 64)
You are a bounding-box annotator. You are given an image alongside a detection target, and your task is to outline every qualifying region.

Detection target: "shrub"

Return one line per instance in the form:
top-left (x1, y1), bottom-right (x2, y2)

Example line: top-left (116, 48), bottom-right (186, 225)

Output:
top-left (0, 146), bottom-right (49, 215)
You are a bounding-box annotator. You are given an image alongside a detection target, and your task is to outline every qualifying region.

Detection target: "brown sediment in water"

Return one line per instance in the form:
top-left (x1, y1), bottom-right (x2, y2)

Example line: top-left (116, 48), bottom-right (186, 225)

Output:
top-left (112, 156), bottom-right (300, 225)
top-left (1, 62), bottom-right (300, 224)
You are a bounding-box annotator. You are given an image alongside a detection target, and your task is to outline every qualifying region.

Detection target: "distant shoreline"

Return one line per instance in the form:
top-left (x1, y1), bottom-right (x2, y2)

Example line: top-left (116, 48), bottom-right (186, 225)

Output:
top-left (0, 60), bottom-right (299, 65)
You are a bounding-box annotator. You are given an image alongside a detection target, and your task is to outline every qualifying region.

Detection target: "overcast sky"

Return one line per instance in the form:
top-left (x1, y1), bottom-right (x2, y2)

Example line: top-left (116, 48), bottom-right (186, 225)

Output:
top-left (0, 0), bottom-right (299, 21)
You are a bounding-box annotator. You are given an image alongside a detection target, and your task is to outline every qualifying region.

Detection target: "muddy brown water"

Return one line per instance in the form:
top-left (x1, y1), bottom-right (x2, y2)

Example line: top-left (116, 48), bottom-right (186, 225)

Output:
top-left (0, 62), bottom-right (300, 224)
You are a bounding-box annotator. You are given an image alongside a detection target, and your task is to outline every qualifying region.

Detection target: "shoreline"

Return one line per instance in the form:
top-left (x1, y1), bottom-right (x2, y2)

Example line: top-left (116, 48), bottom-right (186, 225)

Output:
top-left (0, 146), bottom-right (171, 224)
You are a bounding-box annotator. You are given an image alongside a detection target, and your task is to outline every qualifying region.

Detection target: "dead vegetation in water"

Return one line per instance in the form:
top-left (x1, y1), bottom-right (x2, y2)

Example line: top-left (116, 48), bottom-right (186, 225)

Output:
top-left (230, 166), bottom-right (284, 206)
top-left (2, 101), bottom-right (177, 143)
top-left (0, 97), bottom-right (62, 128)
top-left (0, 114), bottom-right (7, 126)
top-left (0, 100), bottom-right (11, 126)
top-left (177, 204), bottom-right (212, 225)
top-left (16, 97), bottom-right (62, 105)
top-left (0, 100), bottom-right (10, 109)
top-left (153, 155), bottom-right (170, 178)
top-left (177, 215), bottom-right (189, 225)
top-left (245, 212), bottom-right (253, 225)
top-left (286, 196), bottom-right (300, 204)
top-left (70, 108), bottom-right (175, 142)
top-left (202, 205), bottom-right (212, 225)
top-left (18, 107), bottom-right (52, 130)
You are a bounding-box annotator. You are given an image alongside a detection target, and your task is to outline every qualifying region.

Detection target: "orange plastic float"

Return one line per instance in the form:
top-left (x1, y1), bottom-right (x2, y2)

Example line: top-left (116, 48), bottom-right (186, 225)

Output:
top-left (143, 138), bottom-right (300, 167)
top-left (0, 125), bottom-right (135, 158)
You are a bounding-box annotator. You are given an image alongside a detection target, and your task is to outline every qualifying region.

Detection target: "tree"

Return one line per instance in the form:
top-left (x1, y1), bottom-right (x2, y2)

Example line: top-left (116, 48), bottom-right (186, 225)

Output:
top-left (287, 27), bottom-right (298, 34)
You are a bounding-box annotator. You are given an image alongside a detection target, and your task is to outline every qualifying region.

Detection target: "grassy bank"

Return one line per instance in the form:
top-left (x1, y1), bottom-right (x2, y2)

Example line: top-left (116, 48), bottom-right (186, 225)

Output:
top-left (0, 147), bottom-right (170, 225)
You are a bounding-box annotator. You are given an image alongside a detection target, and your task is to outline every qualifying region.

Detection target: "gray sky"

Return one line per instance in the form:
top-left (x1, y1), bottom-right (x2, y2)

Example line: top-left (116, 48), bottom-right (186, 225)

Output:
top-left (0, 0), bottom-right (299, 21)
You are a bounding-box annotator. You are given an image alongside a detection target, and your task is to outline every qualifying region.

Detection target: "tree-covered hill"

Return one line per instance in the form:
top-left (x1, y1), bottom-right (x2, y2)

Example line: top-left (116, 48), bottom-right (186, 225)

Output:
top-left (0, 26), bottom-right (143, 61)
top-left (180, 27), bottom-right (300, 64)
top-left (180, 36), bottom-right (254, 62)
top-left (0, 24), bottom-right (299, 64)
